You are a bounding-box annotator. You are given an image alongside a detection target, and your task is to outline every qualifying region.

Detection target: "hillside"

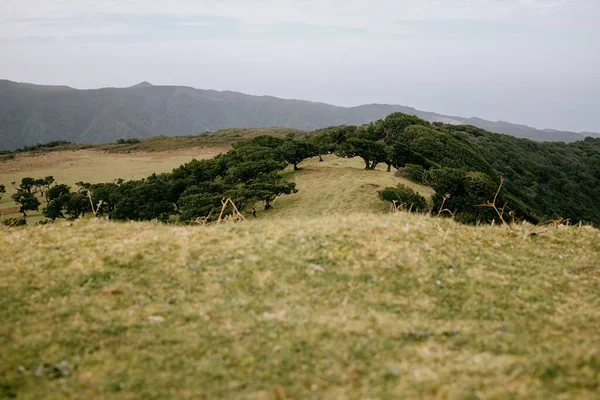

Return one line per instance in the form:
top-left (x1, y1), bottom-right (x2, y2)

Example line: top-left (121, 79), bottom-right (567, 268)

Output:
top-left (1, 79), bottom-right (597, 150)
top-left (0, 151), bottom-right (429, 223)
top-left (1, 214), bottom-right (599, 398)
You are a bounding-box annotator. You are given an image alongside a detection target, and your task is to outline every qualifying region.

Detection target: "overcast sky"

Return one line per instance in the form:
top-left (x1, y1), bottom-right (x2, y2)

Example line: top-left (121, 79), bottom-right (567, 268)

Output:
top-left (1, 0), bottom-right (599, 132)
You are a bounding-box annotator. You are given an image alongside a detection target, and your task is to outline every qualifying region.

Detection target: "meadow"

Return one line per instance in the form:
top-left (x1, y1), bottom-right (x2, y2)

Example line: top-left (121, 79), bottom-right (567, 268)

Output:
top-left (1, 214), bottom-right (599, 398)
top-left (1, 141), bottom-right (599, 399)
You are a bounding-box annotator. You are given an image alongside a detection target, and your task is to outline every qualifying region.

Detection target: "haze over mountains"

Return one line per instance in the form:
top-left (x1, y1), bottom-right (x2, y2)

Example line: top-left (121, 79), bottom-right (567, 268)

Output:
top-left (0, 79), bottom-right (597, 151)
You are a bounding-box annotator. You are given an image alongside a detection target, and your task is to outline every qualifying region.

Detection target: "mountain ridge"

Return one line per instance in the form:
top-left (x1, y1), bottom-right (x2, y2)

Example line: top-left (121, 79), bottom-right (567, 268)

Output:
top-left (0, 79), bottom-right (597, 150)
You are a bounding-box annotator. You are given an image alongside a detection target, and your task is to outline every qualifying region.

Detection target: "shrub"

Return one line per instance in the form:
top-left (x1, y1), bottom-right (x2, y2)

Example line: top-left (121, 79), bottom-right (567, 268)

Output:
top-left (378, 186), bottom-right (428, 212)
top-left (397, 164), bottom-right (426, 184)
top-left (3, 217), bottom-right (27, 227)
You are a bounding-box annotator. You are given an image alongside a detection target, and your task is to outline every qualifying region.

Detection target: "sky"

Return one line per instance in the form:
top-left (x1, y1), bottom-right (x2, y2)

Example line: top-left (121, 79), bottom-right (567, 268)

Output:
top-left (1, 0), bottom-right (599, 132)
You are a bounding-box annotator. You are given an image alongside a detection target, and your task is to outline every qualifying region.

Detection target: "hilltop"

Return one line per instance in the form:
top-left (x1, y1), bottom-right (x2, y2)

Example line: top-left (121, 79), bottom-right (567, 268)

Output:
top-left (1, 79), bottom-right (598, 150)
top-left (2, 112), bottom-right (600, 227)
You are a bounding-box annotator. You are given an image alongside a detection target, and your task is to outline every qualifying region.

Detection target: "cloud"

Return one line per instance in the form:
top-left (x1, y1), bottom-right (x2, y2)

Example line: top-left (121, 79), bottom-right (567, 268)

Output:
top-left (0, 0), bottom-right (586, 40)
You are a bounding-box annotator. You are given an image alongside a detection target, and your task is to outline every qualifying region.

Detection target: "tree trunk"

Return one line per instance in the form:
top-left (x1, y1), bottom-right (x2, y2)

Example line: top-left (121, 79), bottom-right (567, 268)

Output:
top-left (21, 208), bottom-right (27, 218)
top-left (370, 162), bottom-right (379, 170)
top-left (364, 159), bottom-right (371, 170)
top-left (386, 164), bottom-right (391, 172)
top-left (293, 163), bottom-right (299, 171)
top-left (319, 155), bottom-right (324, 162)
top-left (264, 201), bottom-right (272, 210)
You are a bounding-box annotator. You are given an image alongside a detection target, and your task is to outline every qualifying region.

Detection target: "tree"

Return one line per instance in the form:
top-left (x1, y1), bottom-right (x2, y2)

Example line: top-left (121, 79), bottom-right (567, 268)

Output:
top-left (111, 174), bottom-right (175, 222)
top-left (178, 181), bottom-right (230, 222)
top-left (85, 181), bottom-right (122, 217)
top-left (376, 112), bottom-right (430, 144)
top-left (11, 177), bottom-right (41, 218)
top-left (308, 133), bottom-right (336, 162)
top-left (63, 192), bottom-right (91, 219)
top-left (11, 191), bottom-right (40, 218)
top-left (15, 177), bottom-right (36, 193)
top-left (43, 184), bottom-right (72, 220)
top-left (237, 135), bottom-right (286, 150)
top-left (34, 176), bottom-right (55, 205)
top-left (277, 139), bottom-right (317, 170)
top-left (338, 136), bottom-right (388, 170)
top-left (245, 174), bottom-right (297, 210)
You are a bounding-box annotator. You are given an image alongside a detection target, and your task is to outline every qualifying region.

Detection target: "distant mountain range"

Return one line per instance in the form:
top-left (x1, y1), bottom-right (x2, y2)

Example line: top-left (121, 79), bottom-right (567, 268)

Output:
top-left (0, 79), bottom-right (597, 150)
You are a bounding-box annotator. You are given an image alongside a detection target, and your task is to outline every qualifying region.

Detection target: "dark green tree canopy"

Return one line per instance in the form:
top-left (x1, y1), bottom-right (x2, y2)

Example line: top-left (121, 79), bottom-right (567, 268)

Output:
top-left (11, 191), bottom-right (40, 218)
top-left (277, 139), bottom-right (317, 170)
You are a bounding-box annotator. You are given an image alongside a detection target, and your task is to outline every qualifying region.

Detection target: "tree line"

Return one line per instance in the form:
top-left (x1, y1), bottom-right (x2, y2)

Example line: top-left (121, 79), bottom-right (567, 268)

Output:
top-left (3, 112), bottom-right (600, 226)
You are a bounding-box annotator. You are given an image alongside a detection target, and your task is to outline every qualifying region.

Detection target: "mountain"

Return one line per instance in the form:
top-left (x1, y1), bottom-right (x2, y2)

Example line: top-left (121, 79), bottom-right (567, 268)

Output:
top-left (0, 79), bottom-right (597, 150)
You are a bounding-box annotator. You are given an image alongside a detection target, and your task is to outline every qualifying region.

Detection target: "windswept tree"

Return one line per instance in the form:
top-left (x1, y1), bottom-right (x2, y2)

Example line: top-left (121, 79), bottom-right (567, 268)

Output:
top-left (338, 135), bottom-right (389, 170)
top-left (308, 133), bottom-right (337, 162)
top-left (376, 112), bottom-right (430, 144)
top-left (43, 184), bottom-right (71, 220)
top-left (11, 177), bottom-right (41, 218)
top-left (246, 173), bottom-right (297, 209)
top-left (11, 191), bottom-right (40, 218)
top-left (277, 139), bottom-right (317, 170)
top-left (34, 176), bottom-right (55, 205)
top-left (111, 174), bottom-right (176, 222)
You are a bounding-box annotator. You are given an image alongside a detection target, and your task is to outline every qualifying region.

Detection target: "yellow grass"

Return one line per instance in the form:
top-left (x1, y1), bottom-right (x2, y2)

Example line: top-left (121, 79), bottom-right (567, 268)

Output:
top-left (0, 148), bottom-right (226, 220)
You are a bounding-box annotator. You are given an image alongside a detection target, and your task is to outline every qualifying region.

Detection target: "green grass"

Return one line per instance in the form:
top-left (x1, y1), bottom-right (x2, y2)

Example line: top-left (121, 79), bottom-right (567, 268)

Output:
top-left (261, 155), bottom-right (433, 219)
top-left (1, 214), bottom-right (599, 398)
top-left (2, 143), bottom-right (599, 398)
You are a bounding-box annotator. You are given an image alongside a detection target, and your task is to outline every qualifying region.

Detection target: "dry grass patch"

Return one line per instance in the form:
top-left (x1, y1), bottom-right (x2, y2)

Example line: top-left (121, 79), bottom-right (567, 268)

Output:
top-left (0, 147), bottom-right (227, 221)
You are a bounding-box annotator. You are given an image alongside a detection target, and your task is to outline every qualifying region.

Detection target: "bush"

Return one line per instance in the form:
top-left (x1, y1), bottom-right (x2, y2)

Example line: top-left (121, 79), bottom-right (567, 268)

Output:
top-left (397, 164), bottom-right (426, 184)
top-left (378, 186), bottom-right (428, 212)
top-left (0, 153), bottom-right (15, 162)
top-left (116, 138), bottom-right (141, 145)
top-left (3, 217), bottom-right (27, 227)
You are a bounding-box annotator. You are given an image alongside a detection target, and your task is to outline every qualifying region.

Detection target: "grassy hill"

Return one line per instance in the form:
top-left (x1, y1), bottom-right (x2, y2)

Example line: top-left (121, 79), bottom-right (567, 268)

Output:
top-left (0, 150), bottom-right (429, 222)
top-left (2, 79), bottom-right (597, 150)
top-left (1, 214), bottom-right (599, 398)
top-left (263, 156), bottom-right (433, 219)
top-left (1, 130), bottom-right (599, 398)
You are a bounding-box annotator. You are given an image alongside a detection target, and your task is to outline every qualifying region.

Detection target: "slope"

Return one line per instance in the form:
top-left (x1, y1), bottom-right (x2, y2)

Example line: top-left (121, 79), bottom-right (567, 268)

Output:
top-left (1, 214), bottom-right (598, 398)
top-left (262, 155), bottom-right (433, 219)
